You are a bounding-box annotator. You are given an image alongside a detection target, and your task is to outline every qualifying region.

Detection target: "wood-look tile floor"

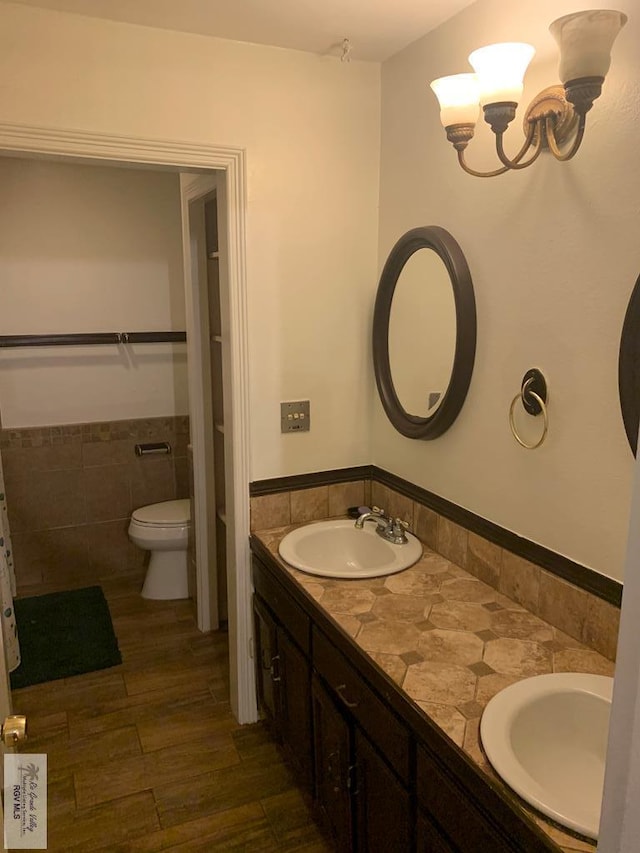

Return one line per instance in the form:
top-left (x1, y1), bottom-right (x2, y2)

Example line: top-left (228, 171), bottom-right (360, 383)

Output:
top-left (12, 573), bottom-right (332, 852)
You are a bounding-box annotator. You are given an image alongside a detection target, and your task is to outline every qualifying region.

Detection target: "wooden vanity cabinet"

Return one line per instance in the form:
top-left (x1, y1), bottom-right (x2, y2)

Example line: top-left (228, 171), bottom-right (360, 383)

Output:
top-left (353, 726), bottom-right (413, 851)
top-left (253, 555), bottom-right (412, 850)
top-left (416, 812), bottom-right (457, 853)
top-left (253, 595), bottom-right (279, 723)
top-left (312, 629), bottom-right (412, 852)
top-left (252, 560), bottom-right (313, 792)
top-left (311, 674), bottom-right (355, 850)
top-left (416, 743), bottom-right (517, 852)
top-left (251, 547), bottom-right (561, 853)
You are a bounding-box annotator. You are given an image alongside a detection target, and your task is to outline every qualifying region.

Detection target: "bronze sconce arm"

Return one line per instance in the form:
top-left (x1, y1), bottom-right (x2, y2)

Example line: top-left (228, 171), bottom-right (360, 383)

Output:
top-left (448, 83), bottom-right (593, 178)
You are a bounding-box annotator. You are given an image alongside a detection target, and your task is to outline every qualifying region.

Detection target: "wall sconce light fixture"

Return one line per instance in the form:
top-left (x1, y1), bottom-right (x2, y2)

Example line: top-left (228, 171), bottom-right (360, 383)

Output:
top-left (430, 9), bottom-right (627, 177)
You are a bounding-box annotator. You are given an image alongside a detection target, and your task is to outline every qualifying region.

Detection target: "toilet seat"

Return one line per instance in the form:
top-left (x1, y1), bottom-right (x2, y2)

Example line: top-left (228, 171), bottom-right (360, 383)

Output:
top-left (131, 499), bottom-right (190, 527)
top-left (128, 499), bottom-right (192, 600)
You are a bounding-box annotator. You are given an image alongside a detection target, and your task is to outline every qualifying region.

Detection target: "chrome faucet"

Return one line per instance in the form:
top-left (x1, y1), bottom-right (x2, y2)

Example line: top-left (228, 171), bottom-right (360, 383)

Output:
top-left (354, 506), bottom-right (410, 545)
top-left (354, 506), bottom-right (387, 529)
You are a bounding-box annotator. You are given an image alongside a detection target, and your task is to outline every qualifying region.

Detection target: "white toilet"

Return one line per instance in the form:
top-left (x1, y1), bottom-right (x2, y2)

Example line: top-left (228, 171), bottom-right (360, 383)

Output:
top-left (128, 499), bottom-right (191, 600)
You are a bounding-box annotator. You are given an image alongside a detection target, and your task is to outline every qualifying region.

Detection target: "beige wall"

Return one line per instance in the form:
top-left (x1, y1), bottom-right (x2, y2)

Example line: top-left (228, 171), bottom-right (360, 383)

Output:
top-left (0, 2), bottom-right (380, 477)
top-left (2, 1), bottom-right (633, 583)
top-left (375, 0), bottom-right (640, 582)
top-left (0, 158), bottom-right (186, 427)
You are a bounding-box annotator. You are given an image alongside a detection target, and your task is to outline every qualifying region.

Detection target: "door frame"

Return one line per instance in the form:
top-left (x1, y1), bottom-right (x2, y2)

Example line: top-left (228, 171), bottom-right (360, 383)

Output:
top-left (0, 121), bottom-right (257, 724)
top-left (180, 173), bottom-right (220, 634)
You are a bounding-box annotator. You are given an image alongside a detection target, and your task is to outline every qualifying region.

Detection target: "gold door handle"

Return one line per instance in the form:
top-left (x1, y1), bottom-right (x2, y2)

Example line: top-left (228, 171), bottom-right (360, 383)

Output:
top-left (2, 715), bottom-right (27, 747)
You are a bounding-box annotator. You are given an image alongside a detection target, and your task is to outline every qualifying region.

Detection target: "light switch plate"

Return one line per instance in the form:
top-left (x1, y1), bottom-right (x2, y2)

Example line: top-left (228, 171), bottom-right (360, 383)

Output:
top-left (281, 400), bottom-right (310, 433)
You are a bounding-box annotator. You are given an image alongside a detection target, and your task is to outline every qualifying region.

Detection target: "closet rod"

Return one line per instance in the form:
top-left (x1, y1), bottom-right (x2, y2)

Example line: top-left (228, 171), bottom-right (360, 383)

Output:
top-left (0, 331), bottom-right (187, 348)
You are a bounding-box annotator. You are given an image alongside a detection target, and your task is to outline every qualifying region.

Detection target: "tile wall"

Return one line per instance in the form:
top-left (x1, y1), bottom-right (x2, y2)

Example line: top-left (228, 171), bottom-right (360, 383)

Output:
top-left (250, 478), bottom-right (619, 662)
top-left (1, 416), bottom-right (190, 594)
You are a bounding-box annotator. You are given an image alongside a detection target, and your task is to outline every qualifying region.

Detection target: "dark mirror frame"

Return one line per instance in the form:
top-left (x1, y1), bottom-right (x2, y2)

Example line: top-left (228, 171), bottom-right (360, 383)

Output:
top-left (373, 226), bottom-right (476, 440)
top-left (619, 271), bottom-right (640, 455)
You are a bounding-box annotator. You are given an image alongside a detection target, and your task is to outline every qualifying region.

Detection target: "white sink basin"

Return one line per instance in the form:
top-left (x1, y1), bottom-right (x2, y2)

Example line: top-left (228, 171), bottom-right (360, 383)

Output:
top-left (278, 519), bottom-right (422, 579)
top-left (480, 672), bottom-right (613, 839)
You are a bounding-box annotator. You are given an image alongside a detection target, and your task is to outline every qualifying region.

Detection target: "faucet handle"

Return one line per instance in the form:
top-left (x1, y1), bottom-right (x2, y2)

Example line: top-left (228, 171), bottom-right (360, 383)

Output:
top-left (391, 518), bottom-right (410, 543)
top-left (371, 506), bottom-right (386, 516)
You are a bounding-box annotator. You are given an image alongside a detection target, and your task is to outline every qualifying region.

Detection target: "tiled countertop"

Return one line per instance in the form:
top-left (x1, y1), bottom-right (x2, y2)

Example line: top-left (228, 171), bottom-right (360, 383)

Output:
top-left (255, 525), bottom-right (615, 853)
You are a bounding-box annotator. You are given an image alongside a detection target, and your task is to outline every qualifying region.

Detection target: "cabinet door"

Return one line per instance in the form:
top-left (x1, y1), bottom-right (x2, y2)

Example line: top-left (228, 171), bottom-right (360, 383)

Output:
top-left (278, 626), bottom-right (313, 792)
top-left (253, 596), bottom-right (280, 727)
top-left (417, 744), bottom-right (523, 853)
top-left (353, 728), bottom-right (412, 853)
top-left (312, 675), bottom-right (354, 852)
top-left (416, 811), bottom-right (457, 853)
top-left (313, 627), bottom-right (411, 784)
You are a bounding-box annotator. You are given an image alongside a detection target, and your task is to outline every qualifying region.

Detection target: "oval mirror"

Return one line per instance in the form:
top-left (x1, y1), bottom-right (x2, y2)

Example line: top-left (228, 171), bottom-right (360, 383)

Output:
top-left (373, 226), bottom-right (476, 439)
top-left (619, 271), bottom-right (640, 455)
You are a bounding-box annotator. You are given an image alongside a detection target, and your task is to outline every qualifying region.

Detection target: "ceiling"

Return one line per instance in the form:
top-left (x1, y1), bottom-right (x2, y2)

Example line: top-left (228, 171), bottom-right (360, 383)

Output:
top-left (6, 0), bottom-right (478, 61)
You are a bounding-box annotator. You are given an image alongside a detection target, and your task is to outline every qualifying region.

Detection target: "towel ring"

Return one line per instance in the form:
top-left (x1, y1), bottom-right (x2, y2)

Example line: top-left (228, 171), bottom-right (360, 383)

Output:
top-left (509, 370), bottom-right (549, 450)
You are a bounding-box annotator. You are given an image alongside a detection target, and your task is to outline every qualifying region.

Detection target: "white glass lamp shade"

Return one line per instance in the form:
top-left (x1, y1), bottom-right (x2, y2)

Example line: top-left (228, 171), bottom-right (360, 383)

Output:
top-left (468, 42), bottom-right (535, 105)
top-left (550, 9), bottom-right (627, 83)
top-left (430, 74), bottom-right (480, 127)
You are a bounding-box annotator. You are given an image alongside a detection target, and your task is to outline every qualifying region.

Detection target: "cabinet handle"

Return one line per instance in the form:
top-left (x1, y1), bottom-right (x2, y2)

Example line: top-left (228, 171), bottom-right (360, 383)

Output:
top-left (336, 683), bottom-right (358, 709)
top-left (270, 655), bottom-right (281, 682)
top-left (347, 762), bottom-right (359, 796)
top-left (327, 749), bottom-right (341, 793)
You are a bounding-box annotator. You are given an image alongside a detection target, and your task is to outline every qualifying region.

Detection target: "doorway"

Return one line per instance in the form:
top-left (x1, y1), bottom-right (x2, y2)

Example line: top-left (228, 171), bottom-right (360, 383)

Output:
top-left (0, 122), bottom-right (256, 724)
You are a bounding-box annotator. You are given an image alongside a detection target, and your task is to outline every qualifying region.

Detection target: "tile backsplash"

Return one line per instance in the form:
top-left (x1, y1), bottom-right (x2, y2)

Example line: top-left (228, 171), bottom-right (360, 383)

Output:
top-left (1, 416), bottom-right (189, 594)
top-left (250, 480), bottom-right (371, 532)
top-left (250, 477), bottom-right (619, 662)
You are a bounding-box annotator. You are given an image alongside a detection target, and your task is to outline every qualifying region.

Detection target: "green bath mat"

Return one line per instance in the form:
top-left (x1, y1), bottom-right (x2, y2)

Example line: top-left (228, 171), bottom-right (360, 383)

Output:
top-left (10, 585), bottom-right (122, 689)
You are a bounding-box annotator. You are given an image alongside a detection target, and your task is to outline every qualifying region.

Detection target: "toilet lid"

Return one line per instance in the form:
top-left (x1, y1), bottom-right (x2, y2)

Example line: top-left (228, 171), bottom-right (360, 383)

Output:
top-left (132, 499), bottom-right (190, 526)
